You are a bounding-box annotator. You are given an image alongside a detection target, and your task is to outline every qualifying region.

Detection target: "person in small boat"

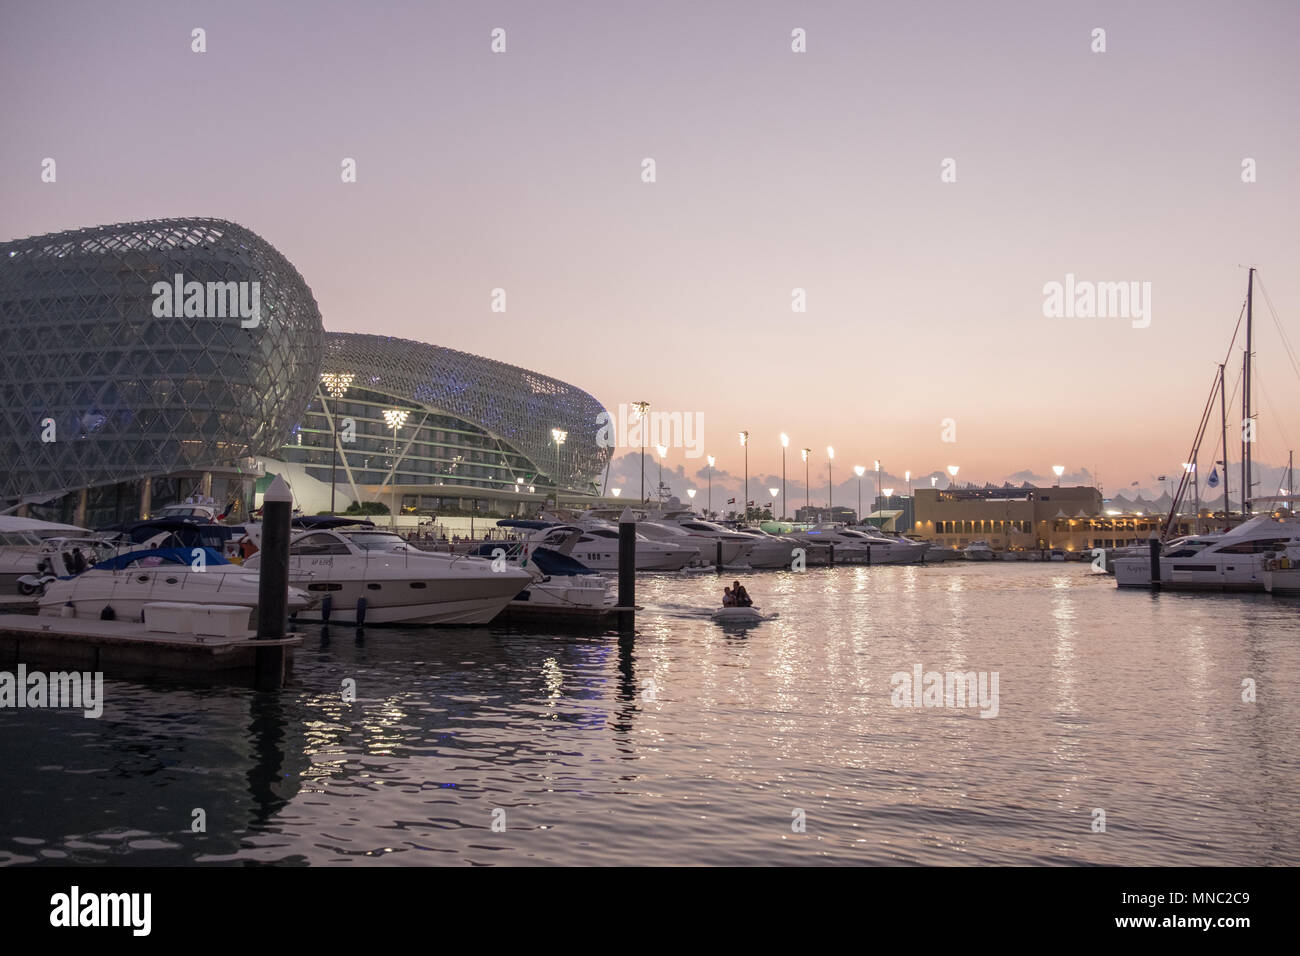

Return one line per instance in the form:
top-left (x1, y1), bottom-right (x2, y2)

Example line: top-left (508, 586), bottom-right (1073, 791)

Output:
top-left (732, 581), bottom-right (753, 607)
top-left (722, 587), bottom-right (737, 607)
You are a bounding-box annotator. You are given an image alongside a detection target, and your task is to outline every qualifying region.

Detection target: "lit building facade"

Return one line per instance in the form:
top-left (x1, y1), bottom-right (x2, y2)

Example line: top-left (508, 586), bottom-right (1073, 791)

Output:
top-left (1, 218), bottom-right (611, 527)
top-left (0, 217), bottom-right (324, 526)
top-left (277, 333), bottom-right (611, 517)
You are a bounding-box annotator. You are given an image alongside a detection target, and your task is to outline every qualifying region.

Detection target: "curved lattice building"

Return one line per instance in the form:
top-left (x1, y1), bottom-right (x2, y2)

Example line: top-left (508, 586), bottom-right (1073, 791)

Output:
top-left (0, 217), bottom-right (324, 523)
top-left (278, 332), bottom-right (611, 513)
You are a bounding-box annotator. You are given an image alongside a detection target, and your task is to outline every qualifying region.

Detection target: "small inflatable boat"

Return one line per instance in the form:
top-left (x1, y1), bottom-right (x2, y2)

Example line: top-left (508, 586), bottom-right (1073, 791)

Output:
top-left (710, 605), bottom-right (774, 623)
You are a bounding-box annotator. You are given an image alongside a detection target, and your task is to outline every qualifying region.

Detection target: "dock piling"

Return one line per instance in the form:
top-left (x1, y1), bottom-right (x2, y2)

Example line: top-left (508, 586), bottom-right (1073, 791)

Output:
top-left (1148, 538), bottom-right (1162, 591)
top-left (618, 509), bottom-right (636, 630)
top-left (254, 475), bottom-right (293, 690)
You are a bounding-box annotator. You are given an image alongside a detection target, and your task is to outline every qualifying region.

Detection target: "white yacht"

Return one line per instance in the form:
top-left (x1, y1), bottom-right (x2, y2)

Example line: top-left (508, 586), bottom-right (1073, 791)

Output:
top-left (1263, 544), bottom-right (1300, 595)
top-left (846, 526), bottom-right (929, 564)
top-left (1113, 515), bottom-right (1300, 590)
top-left (474, 531), bottom-right (617, 621)
top-left (0, 516), bottom-right (98, 590)
top-left (733, 526), bottom-right (799, 569)
top-left (962, 540), bottom-right (997, 561)
top-left (789, 525), bottom-right (874, 564)
top-left (244, 525), bottom-right (533, 624)
top-left (628, 519), bottom-right (708, 566)
top-left (38, 546), bottom-right (315, 622)
top-left (500, 520), bottom-right (694, 571)
top-left (668, 516), bottom-right (759, 568)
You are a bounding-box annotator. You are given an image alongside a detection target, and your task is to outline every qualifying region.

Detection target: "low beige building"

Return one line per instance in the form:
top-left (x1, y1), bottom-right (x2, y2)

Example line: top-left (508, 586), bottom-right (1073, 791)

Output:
top-left (911, 486), bottom-right (1197, 551)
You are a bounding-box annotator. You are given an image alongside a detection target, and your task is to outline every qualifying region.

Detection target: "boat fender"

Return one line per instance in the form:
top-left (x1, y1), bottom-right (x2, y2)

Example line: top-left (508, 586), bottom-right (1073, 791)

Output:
top-left (60, 602), bottom-right (75, 619)
top-left (1283, 557), bottom-right (1292, 570)
top-left (355, 596), bottom-right (367, 626)
top-left (100, 605), bottom-right (116, 621)
top-left (321, 594), bottom-right (332, 623)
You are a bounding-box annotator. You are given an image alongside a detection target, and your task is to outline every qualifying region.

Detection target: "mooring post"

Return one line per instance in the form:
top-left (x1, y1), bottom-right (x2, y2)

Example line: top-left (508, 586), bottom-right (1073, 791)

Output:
top-left (618, 508), bottom-right (636, 630)
top-left (255, 474), bottom-right (292, 690)
top-left (1148, 538), bottom-right (1162, 591)
top-left (715, 539), bottom-right (722, 572)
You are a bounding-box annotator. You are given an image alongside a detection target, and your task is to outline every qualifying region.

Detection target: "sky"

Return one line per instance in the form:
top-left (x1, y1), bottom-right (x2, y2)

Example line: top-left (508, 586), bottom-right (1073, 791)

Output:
top-left (2, 0), bottom-right (1298, 506)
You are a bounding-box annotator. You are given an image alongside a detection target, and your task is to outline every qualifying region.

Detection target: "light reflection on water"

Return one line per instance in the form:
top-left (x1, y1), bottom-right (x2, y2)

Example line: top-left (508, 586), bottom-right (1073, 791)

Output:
top-left (1, 562), bottom-right (1298, 866)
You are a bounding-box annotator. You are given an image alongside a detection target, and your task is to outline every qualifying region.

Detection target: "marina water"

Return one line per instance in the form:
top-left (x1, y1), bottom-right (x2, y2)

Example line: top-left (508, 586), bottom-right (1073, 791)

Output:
top-left (2, 562), bottom-right (1297, 866)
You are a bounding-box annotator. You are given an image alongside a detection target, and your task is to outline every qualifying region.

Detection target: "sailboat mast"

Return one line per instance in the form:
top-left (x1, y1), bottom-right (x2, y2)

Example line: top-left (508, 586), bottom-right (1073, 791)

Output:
top-left (1219, 362), bottom-right (1230, 519)
top-left (1241, 267), bottom-right (1254, 514)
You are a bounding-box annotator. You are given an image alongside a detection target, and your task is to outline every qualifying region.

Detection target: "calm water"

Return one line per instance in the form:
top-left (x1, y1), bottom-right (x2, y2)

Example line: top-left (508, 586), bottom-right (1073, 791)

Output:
top-left (2, 562), bottom-right (1298, 866)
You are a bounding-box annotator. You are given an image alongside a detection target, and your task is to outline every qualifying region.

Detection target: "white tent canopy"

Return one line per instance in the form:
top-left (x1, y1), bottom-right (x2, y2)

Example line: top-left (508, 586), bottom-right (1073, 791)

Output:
top-left (0, 515), bottom-right (90, 536)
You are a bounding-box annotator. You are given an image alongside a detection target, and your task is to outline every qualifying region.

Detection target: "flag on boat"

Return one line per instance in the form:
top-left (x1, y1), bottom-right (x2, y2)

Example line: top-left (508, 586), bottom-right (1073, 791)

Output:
top-left (727, 497), bottom-right (736, 504)
top-left (1207, 467), bottom-right (1220, 489)
top-left (1131, 480), bottom-right (1139, 486)
top-left (1157, 475), bottom-right (1166, 481)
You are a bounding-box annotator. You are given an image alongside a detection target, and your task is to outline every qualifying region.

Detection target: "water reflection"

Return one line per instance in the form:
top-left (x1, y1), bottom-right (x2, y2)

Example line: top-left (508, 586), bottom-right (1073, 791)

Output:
top-left (1, 564), bottom-right (1298, 865)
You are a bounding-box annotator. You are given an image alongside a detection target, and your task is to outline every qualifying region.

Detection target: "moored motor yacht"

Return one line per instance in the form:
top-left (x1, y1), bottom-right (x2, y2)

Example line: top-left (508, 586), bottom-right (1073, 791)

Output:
top-left (846, 525), bottom-right (928, 564)
top-left (504, 519), bottom-right (695, 571)
top-left (666, 516), bottom-right (758, 568)
top-left (962, 540), bottom-right (997, 561)
top-left (474, 531), bottom-right (617, 621)
top-left (244, 524), bottom-right (533, 624)
top-left (788, 525), bottom-right (873, 564)
top-left (1263, 544), bottom-right (1300, 595)
top-left (1113, 514), bottom-right (1300, 590)
top-left (38, 546), bottom-right (315, 622)
top-left (0, 516), bottom-right (100, 591)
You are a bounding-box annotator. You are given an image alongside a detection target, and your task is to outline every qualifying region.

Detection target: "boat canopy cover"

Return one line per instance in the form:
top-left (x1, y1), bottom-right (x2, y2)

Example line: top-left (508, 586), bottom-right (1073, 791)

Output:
top-left (0, 515), bottom-right (90, 535)
top-left (292, 516), bottom-right (376, 530)
top-left (92, 547), bottom-right (230, 571)
top-left (496, 519), bottom-right (556, 530)
top-left (104, 518), bottom-right (233, 546)
top-left (527, 547), bottom-right (598, 577)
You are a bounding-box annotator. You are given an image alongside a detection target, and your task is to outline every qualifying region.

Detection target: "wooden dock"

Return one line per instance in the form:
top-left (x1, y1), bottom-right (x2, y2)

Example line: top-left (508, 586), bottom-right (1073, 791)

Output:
top-left (0, 613), bottom-right (301, 680)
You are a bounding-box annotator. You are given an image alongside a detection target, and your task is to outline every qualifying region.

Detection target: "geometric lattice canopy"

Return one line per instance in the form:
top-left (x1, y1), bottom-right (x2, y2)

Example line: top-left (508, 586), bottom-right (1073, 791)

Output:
top-left (0, 217), bottom-right (324, 500)
top-left (322, 333), bottom-right (611, 489)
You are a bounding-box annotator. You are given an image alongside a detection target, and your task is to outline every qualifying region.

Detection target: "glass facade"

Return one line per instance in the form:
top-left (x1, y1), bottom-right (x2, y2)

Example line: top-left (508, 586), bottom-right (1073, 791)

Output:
top-left (281, 333), bottom-right (611, 499)
top-left (0, 217), bottom-right (324, 502)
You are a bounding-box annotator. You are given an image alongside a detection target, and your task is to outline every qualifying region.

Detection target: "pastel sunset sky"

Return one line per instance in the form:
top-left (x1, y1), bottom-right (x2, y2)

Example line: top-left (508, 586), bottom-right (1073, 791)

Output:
top-left (3, 0), bottom-right (1297, 503)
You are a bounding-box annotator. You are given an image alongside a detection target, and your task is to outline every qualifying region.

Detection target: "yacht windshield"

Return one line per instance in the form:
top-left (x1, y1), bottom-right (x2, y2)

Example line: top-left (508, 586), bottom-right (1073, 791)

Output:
top-left (346, 532), bottom-right (411, 552)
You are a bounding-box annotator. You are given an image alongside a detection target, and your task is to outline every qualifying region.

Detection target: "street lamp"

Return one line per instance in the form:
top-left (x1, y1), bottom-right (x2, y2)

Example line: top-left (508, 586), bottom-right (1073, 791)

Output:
top-left (768, 487), bottom-right (779, 520)
top-left (905, 470), bottom-right (911, 498)
top-left (656, 443), bottom-right (668, 504)
top-left (874, 459), bottom-right (881, 517)
top-left (739, 431), bottom-right (749, 520)
top-left (780, 433), bottom-right (790, 521)
top-left (854, 465), bottom-right (865, 523)
top-left (930, 475), bottom-right (938, 488)
top-left (827, 446), bottom-right (835, 515)
top-left (552, 428), bottom-right (567, 508)
top-left (707, 454), bottom-right (716, 516)
top-left (611, 487), bottom-right (622, 498)
top-left (631, 401), bottom-right (650, 503)
top-left (320, 372), bottom-right (353, 515)
top-left (687, 488), bottom-right (696, 509)
top-left (1052, 464), bottom-right (1065, 487)
top-left (802, 448), bottom-right (811, 516)
top-left (947, 465), bottom-right (960, 489)
top-left (382, 408), bottom-right (409, 528)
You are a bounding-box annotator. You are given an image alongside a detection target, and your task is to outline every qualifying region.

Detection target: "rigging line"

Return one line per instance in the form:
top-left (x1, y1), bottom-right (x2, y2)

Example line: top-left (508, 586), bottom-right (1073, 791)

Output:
top-left (1254, 366), bottom-right (1292, 452)
top-left (1255, 275), bottom-right (1300, 386)
top-left (1221, 298), bottom-right (1247, 367)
